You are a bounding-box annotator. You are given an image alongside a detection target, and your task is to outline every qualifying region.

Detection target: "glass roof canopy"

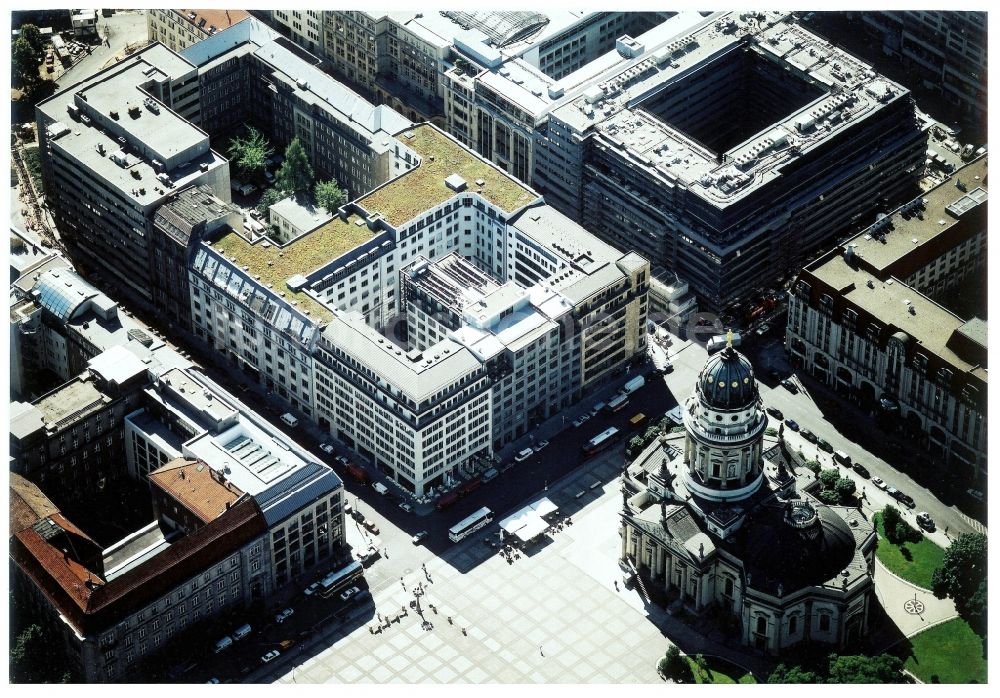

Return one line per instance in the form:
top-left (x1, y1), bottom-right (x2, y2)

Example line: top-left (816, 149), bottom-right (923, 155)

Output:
top-left (442, 11), bottom-right (549, 48)
top-left (33, 269), bottom-right (100, 323)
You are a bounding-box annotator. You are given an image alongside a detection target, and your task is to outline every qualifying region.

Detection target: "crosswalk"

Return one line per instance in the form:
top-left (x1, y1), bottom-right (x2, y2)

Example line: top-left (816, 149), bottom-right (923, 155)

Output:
top-left (958, 512), bottom-right (987, 535)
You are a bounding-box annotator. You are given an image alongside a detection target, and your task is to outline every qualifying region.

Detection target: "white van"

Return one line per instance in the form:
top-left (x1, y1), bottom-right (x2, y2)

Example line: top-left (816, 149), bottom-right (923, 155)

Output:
top-left (280, 413), bottom-right (299, 428)
top-left (833, 450), bottom-right (852, 466)
top-left (481, 467), bottom-right (499, 484)
top-left (214, 636), bottom-right (233, 654)
top-left (372, 482), bottom-right (389, 495)
top-left (232, 624), bottom-right (252, 641)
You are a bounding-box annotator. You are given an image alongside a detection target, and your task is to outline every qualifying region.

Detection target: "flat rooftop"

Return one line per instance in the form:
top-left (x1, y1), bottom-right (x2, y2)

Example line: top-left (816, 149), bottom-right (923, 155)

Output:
top-left (207, 213), bottom-right (376, 322)
top-left (34, 378), bottom-right (107, 430)
top-left (359, 124), bottom-right (538, 227)
top-left (809, 255), bottom-right (984, 378)
top-left (846, 156), bottom-right (987, 274)
top-left (406, 252), bottom-right (502, 314)
top-left (158, 367), bottom-right (239, 426)
top-left (552, 12), bottom-right (910, 206)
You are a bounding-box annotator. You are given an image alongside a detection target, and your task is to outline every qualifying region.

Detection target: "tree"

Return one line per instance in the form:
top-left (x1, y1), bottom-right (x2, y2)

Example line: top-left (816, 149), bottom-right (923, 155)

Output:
top-left (817, 489), bottom-right (840, 505)
top-left (12, 37), bottom-right (41, 88)
top-left (276, 137), bottom-right (314, 194)
top-left (256, 187), bottom-right (286, 216)
top-left (315, 178), bottom-right (346, 214)
top-left (228, 126), bottom-right (273, 181)
top-left (19, 24), bottom-right (45, 53)
top-left (804, 459), bottom-right (821, 475)
top-left (932, 533), bottom-right (987, 633)
top-left (827, 654), bottom-right (905, 683)
top-left (835, 477), bottom-right (856, 503)
top-left (657, 645), bottom-right (692, 682)
top-left (10, 623), bottom-right (74, 683)
top-left (819, 468), bottom-right (840, 490)
top-left (768, 663), bottom-right (820, 683)
top-left (882, 505), bottom-right (920, 545)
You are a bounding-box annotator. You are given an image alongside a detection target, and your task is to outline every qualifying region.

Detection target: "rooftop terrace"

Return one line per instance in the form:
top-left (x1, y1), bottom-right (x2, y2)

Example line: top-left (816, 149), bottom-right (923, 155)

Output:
top-left (359, 124), bottom-right (537, 227)
top-left (207, 213), bottom-right (377, 321)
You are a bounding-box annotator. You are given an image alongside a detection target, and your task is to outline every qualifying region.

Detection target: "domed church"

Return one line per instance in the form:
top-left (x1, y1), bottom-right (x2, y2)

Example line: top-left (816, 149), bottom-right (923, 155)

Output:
top-left (619, 333), bottom-right (877, 654)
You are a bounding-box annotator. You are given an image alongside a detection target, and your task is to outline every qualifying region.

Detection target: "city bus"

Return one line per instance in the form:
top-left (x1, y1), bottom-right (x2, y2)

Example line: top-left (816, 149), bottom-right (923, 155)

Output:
top-left (581, 427), bottom-right (622, 457)
top-left (448, 507), bottom-right (494, 542)
top-left (605, 394), bottom-right (630, 413)
top-left (318, 560), bottom-right (364, 598)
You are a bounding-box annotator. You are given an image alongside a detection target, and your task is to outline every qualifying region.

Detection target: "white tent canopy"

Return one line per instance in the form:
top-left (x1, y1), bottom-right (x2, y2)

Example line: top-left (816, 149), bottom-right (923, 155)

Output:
top-left (529, 496), bottom-right (558, 517)
top-left (499, 508), bottom-right (549, 543)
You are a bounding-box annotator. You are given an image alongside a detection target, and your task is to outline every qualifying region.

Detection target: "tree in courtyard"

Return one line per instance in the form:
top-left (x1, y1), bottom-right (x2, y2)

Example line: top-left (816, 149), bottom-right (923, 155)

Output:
top-left (834, 476), bottom-right (856, 503)
top-left (767, 663), bottom-right (820, 683)
top-left (276, 137), bottom-right (314, 194)
top-left (257, 187), bottom-right (286, 216)
top-left (819, 468), bottom-right (840, 490)
top-left (19, 24), bottom-right (45, 53)
top-left (314, 178), bottom-right (346, 214)
top-left (12, 37), bottom-right (42, 88)
top-left (228, 126), bottom-right (273, 181)
top-left (657, 645), bottom-right (692, 681)
top-left (826, 654), bottom-right (905, 683)
top-left (882, 505), bottom-right (920, 545)
top-left (932, 533), bottom-right (987, 634)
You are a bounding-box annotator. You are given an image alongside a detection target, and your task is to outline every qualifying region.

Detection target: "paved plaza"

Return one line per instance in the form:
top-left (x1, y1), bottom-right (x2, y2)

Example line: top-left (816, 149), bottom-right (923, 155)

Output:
top-left (277, 457), bottom-right (677, 683)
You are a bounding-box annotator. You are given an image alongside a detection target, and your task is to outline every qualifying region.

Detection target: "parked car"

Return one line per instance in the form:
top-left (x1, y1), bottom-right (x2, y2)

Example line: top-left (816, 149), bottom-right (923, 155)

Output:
top-left (572, 415), bottom-right (589, 428)
top-left (967, 488), bottom-right (984, 503)
top-left (275, 608), bottom-right (294, 623)
top-left (398, 502), bottom-right (413, 513)
top-left (319, 443), bottom-right (335, 454)
top-left (871, 477), bottom-right (887, 490)
top-left (780, 379), bottom-right (799, 394)
top-left (339, 586), bottom-right (360, 602)
top-left (755, 323), bottom-right (770, 337)
top-left (363, 519), bottom-right (380, 534)
top-left (334, 455), bottom-right (350, 468)
top-left (260, 650), bottom-right (280, 664)
top-left (206, 678), bottom-right (220, 684)
top-left (800, 428), bottom-right (817, 443)
top-left (852, 462), bottom-right (871, 479)
top-left (264, 170), bottom-right (276, 183)
top-left (304, 581), bottom-right (321, 596)
top-left (535, 440), bottom-right (549, 451)
top-left (887, 487), bottom-right (915, 508)
top-left (412, 530), bottom-right (429, 545)
top-left (766, 406), bottom-right (783, 420)
top-left (783, 418), bottom-right (799, 431)
top-left (817, 438), bottom-right (833, 453)
top-left (916, 512), bottom-right (935, 531)
top-left (515, 448), bottom-right (534, 462)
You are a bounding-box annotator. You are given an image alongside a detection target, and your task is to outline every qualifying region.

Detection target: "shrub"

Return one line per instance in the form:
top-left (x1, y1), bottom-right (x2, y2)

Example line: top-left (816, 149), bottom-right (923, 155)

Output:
top-left (765, 427), bottom-right (777, 437)
top-left (818, 489), bottom-right (840, 505)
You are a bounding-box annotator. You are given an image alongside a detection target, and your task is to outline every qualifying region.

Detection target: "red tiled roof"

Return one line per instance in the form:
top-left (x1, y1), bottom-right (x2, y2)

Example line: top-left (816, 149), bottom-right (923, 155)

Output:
top-left (9, 472), bottom-right (59, 533)
top-left (12, 499), bottom-right (267, 636)
top-left (149, 458), bottom-right (244, 525)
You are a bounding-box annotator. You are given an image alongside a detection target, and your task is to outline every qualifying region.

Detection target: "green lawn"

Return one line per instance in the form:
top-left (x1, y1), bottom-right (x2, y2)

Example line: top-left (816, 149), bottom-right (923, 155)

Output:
top-left (22, 146), bottom-right (43, 192)
top-left (896, 618), bottom-right (987, 684)
top-left (873, 512), bottom-right (945, 589)
top-left (685, 656), bottom-right (756, 684)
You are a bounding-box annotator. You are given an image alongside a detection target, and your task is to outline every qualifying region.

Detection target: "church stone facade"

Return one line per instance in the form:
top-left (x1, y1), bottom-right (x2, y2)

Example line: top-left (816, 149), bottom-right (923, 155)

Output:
top-left (619, 337), bottom-right (876, 654)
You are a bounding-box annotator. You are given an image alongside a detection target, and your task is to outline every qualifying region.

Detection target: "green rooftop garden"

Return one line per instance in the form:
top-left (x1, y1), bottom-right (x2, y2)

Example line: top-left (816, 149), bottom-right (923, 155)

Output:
top-left (209, 213), bottom-right (376, 323)
top-left (359, 124), bottom-right (536, 227)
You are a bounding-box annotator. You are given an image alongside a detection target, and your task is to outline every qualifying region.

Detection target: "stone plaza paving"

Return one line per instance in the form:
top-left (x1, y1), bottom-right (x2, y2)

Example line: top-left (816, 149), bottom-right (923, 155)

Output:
top-left (278, 457), bottom-right (674, 683)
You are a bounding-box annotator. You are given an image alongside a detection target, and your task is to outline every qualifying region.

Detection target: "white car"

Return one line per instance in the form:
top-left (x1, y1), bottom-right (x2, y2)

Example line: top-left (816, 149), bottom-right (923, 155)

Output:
top-left (261, 650), bottom-right (280, 664)
top-left (398, 502), bottom-right (413, 513)
top-left (319, 443), bottom-right (335, 454)
top-left (871, 477), bottom-right (887, 491)
top-left (514, 448), bottom-right (534, 462)
top-left (340, 586), bottom-right (360, 601)
top-left (572, 415), bottom-right (589, 428)
top-left (304, 581), bottom-right (321, 596)
top-left (535, 440), bottom-right (549, 451)
top-left (412, 531), bottom-right (429, 545)
top-left (274, 608), bottom-right (294, 623)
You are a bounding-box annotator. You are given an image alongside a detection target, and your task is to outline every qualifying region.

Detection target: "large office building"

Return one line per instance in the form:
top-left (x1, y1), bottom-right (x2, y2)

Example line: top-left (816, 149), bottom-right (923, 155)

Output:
top-left (536, 12), bottom-right (927, 310)
top-left (621, 340), bottom-right (876, 653)
top-left (859, 11), bottom-right (987, 131)
top-left (321, 11), bottom-right (663, 129)
top-left (146, 8), bottom-right (251, 53)
top-left (786, 156), bottom-right (987, 480)
top-left (189, 122), bottom-right (648, 496)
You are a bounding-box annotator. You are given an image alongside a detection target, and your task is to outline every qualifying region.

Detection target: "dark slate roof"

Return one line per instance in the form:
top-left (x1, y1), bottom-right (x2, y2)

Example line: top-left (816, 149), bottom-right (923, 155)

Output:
top-left (697, 345), bottom-right (758, 410)
top-left (723, 500), bottom-right (857, 595)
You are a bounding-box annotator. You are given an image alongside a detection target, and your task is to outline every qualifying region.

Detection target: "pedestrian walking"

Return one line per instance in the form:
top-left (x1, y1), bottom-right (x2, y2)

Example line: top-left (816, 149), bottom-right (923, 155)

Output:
top-left (614, 580), bottom-right (619, 591)
top-left (540, 645), bottom-right (544, 657)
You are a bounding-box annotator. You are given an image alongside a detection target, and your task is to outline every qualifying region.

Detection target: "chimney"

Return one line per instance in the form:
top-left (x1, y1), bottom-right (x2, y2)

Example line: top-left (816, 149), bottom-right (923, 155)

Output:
top-left (180, 470), bottom-right (185, 479)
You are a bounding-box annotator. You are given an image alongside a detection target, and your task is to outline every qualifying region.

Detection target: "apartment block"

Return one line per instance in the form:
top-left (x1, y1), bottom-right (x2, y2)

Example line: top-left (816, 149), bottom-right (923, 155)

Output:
top-left (269, 9), bottom-right (324, 56)
top-left (786, 156), bottom-right (987, 479)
